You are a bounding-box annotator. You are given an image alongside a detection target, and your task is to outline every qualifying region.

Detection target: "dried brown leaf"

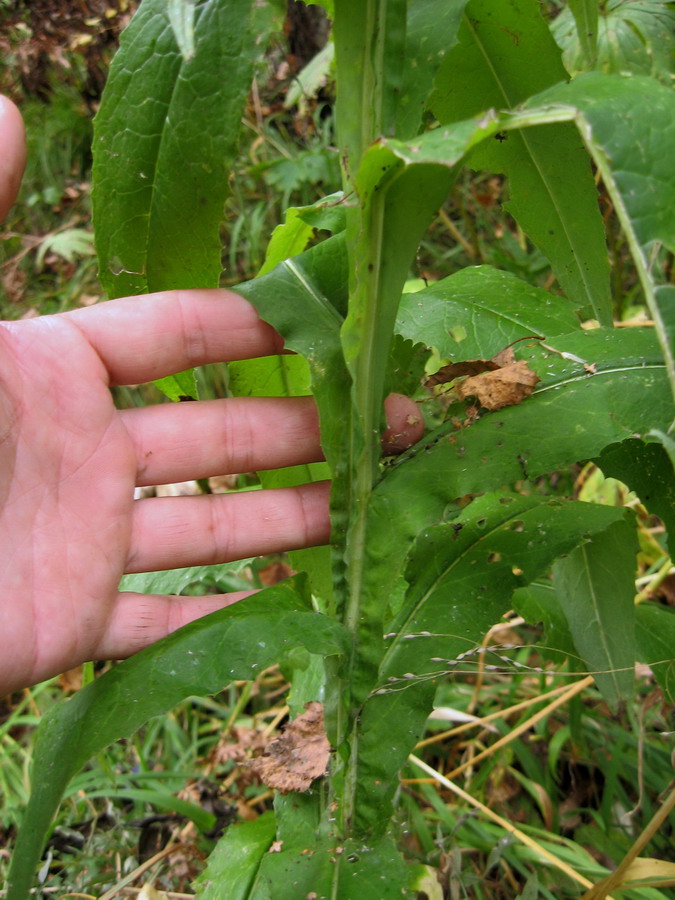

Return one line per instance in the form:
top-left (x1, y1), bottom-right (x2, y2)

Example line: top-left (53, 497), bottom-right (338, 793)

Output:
top-left (249, 701), bottom-right (330, 794)
top-left (456, 360), bottom-right (540, 411)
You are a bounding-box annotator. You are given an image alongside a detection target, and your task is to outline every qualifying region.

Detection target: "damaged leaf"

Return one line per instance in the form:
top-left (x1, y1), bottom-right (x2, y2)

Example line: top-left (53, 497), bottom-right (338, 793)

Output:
top-left (426, 346), bottom-right (540, 410)
top-left (457, 360), bottom-right (540, 410)
top-left (249, 702), bottom-right (330, 794)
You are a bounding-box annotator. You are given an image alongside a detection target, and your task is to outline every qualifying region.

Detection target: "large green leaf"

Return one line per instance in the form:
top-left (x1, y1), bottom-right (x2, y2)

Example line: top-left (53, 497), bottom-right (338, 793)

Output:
top-left (552, 0), bottom-right (675, 81)
top-left (7, 580), bottom-right (349, 900)
top-left (522, 73), bottom-right (675, 402)
top-left (92, 0), bottom-right (258, 400)
top-left (552, 515), bottom-right (638, 708)
top-left (364, 327), bottom-right (671, 630)
top-left (397, 265), bottom-right (580, 361)
top-left (354, 493), bottom-right (628, 835)
top-left (635, 603), bottom-right (675, 703)
top-left (430, 0), bottom-right (612, 323)
top-left (93, 0), bottom-right (256, 298)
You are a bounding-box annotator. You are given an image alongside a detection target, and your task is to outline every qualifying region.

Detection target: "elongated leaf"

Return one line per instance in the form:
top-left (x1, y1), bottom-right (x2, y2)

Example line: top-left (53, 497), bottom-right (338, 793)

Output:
top-left (354, 493), bottom-right (627, 835)
top-left (521, 73), bottom-right (675, 404)
top-left (552, 515), bottom-right (638, 708)
top-left (364, 327), bottom-right (670, 636)
top-left (93, 0), bottom-right (257, 298)
top-left (396, 0), bottom-right (469, 139)
top-left (528, 74), bottom-right (675, 256)
top-left (7, 580), bottom-right (349, 900)
top-left (333, 0), bottom-right (407, 181)
top-left (635, 603), bottom-right (675, 703)
top-left (552, 0), bottom-right (675, 81)
top-left (595, 438), bottom-right (675, 558)
top-left (565, 0), bottom-right (599, 70)
top-left (227, 353), bottom-right (333, 602)
top-left (120, 562), bottom-right (254, 594)
top-left (193, 812), bottom-right (277, 900)
top-left (237, 235), bottom-right (349, 474)
top-left (92, 0), bottom-right (258, 399)
top-left (430, 0), bottom-right (612, 322)
top-left (397, 265), bottom-right (580, 361)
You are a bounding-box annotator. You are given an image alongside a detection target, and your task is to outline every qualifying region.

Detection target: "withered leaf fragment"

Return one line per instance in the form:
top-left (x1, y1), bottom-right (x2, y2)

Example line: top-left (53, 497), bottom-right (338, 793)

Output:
top-left (456, 360), bottom-right (540, 411)
top-left (425, 346), bottom-right (518, 388)
top-left (249, 701), bottom-right (330, 794)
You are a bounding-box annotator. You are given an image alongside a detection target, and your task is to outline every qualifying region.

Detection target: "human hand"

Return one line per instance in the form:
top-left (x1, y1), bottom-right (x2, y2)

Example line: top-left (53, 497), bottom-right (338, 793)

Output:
top-left (0, 96), bottom-right (423, 694)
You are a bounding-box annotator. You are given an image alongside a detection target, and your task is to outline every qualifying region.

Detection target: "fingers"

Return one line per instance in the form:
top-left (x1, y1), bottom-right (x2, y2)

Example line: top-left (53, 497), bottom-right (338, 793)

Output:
top-left (120, 395), bottom-right (323, 486)
top-left (126, 481), bottom-right (331, 573)
top-left (382, 392), bottom-right (425, 454)
top-left (0, 96), bottom-right (27, 222)
top-left (65, 289), bottom-right (284, 385)
top-left (94, 590), bottom-right (256, 660)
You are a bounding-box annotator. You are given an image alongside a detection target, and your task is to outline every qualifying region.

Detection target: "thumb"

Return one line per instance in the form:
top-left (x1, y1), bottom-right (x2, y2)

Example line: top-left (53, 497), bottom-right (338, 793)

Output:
top-left (0, 95), bottom-right (26, 222)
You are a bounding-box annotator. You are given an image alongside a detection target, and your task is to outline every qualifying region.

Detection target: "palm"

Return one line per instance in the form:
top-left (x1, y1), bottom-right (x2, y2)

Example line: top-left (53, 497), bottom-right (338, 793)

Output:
top-left (1, 316), bottom-right (139, 690)
top-left (0, 292), bottom-right (337, 693)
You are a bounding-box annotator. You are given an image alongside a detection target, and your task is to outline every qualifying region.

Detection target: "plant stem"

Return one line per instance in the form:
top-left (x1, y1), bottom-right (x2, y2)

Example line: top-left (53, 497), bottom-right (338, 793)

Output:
top-left (330, 0), bottom-right (407, 835)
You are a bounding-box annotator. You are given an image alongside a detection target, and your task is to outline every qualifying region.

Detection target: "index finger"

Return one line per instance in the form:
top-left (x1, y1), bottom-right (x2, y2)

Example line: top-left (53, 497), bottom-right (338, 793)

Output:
top-left (65, 289), bottom-right (284, 385)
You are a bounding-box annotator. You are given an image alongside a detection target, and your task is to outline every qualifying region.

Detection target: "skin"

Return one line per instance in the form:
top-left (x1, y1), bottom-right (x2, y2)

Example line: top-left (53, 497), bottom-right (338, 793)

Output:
top-left (0, 96), bottom-right (424, 695)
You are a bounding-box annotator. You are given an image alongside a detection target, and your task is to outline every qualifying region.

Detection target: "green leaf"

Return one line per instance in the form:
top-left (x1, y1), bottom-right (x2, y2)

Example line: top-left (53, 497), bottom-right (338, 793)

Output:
top-left (430, 0), bottom-right (612, 323)
top-left (552, 0), bottom-right (675, 81)
top-left (530, 73), bottom-right (675, 256)
top-left (7, 579), bottom-right (349, 900)
top-left (396, 265), bottom-right (580, 361)
top-left (364, 327), bottom-right (671, 633)
top-left (249, 834), bottom-right (427, 899)
top-left (521, 72), bottom-right (675, 405)
top-left (552, 515), bottom-right (638, 708)
top-left (36, 228), bottom-right (95, 268)
top-left (227, 352), bottom-right (332, 603)
top-left (193, 812), bottom-right (277, 900)
top-left (167, 0), bottom-right (196, 61)
top-left (396, 0), bottom-right (470, 139)
top-left (512, 581), bottom-right (578, 660)
top-left (93, 0), bottom-right (257, 298)
top-left (258, 193), bottom-right (346, 277)
top-left (333, 0), bottom-right (407, 181)
top-left (119, 562), bottom-right (254, 594)
top-left (354, 493), bottom-right (627, 835)
top-left (635, 603), bottom-right (675, 704)
top-left (153, 368), bottom-right (199, 402)
top-left (236, 235), bottom-right (349, 475)
top-left (595, 438), bottom-right (675, 558)
top-left (565, 0), bottom-right (599, 70)
top-left (83, 787), bottom-right (216, 832)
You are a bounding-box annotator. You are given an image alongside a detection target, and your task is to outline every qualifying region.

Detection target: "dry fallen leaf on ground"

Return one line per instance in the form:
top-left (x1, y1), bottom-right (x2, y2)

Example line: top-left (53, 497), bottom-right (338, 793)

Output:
top-left (456, 360), bottom-right (540, 410)
top-left (249, 701), bottom-right (330, 794)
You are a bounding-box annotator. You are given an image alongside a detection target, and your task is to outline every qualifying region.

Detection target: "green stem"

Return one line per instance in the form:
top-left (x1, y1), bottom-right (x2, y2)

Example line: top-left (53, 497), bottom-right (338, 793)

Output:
top-left (330, 0), bottom-right (407, 836)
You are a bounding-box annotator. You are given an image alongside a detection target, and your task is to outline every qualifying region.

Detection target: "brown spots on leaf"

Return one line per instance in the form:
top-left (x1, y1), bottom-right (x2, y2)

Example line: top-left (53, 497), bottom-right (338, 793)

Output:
top-left (249, 701), bottom-right (330, 794)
